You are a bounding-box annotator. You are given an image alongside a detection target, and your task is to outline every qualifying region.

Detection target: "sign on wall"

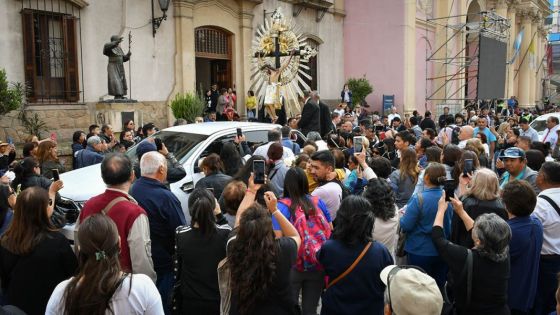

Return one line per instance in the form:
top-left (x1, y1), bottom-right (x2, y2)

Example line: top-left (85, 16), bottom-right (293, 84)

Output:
top-left (383, 94), bottom-right (395, 116)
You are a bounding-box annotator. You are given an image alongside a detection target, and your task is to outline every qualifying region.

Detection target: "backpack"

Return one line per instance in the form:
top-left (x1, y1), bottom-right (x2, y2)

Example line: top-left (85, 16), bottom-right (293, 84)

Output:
top-left (451, 126), bottom-right (461, 145)
top-left (329, 179), bottom-right (352, 201)
top-left (279, 196), bottom-right (332, 272)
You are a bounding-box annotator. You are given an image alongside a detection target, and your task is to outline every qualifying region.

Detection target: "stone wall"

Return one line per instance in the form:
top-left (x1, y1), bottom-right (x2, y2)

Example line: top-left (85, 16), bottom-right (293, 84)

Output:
top-left (0, 101), bottom-right (170, 145)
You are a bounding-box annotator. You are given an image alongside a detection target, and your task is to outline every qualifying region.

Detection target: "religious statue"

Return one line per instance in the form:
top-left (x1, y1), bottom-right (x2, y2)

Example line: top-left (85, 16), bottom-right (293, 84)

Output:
top-left (103, 35), bottom-right (131, 99)
top-left (259, 50), bottom-right (295, 121)
top-left (251, 8), bottom-right (318, 119)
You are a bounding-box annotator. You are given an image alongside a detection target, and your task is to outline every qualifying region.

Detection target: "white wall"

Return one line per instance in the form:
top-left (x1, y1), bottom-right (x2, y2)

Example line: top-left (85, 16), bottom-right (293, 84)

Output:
top-left (0, 0), bottom-right (175, 103)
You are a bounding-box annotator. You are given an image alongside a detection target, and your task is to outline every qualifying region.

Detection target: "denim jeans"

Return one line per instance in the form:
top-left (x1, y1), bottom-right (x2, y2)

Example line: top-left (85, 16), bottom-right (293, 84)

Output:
top-left (156, 271), bottom-right (175, 315)
top-left (407, 253), bottom-right (448, 291)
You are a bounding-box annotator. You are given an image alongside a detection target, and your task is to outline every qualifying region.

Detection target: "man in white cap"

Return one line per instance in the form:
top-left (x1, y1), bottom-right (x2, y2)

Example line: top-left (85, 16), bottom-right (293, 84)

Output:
top-left (380, 265), bottom-right (443, 315)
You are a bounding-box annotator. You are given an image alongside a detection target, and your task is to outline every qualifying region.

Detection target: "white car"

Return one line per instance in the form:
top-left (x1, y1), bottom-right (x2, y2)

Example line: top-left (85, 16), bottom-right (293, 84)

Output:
top-left (529, 112), bottom-right (560, 141)
top-left (57, 122), bottom-right (301, 242)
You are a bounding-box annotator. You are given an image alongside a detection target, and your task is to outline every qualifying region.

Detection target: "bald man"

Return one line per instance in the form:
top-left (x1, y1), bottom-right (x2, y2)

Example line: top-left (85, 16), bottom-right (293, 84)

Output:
top-left (457, 125), bottom-right (474, 149)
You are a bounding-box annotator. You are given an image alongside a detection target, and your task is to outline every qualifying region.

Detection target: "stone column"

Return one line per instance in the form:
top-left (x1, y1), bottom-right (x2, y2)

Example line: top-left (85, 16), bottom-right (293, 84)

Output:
top-left (168, 0), bottom-right (196, 125)
top-left (237, 1), bottom-right (258, 117)
top-left (517, 8), bottom-right (534, 107)
top-left (506, 1), bottom-right (518, 99)
top-left (403, 0), bottom-right (416, 115)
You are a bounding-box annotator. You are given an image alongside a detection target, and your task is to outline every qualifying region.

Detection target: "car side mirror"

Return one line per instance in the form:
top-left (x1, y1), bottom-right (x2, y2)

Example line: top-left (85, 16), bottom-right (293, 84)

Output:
top-left (181, 182), bottom-right (194, 193)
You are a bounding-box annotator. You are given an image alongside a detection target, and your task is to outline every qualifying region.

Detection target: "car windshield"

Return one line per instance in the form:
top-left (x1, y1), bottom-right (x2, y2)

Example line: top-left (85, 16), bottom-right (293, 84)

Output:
top-left (530, 119), bottom-right (548, 133)
top-left (126, 131), bottom-right (207, 163)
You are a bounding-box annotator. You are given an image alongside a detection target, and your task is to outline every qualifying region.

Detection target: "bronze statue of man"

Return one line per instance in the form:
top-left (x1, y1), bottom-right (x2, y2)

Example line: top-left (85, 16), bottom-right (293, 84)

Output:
top-left (103, 35), bottom-right (131, 99)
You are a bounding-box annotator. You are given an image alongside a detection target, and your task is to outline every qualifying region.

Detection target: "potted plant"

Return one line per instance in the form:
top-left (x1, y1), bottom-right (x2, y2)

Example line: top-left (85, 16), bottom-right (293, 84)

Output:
top-left (346, 76), bottom-right (373, 107)
top-left (170, 92), bottom-right (205, 123)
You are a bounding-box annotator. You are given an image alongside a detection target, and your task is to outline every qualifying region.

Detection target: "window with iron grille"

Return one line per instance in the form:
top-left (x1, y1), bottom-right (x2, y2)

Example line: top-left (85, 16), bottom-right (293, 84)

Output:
top-left (22, 9), bottom-right (80, 103)
top-left (195, 27), bottom-right (231, 59)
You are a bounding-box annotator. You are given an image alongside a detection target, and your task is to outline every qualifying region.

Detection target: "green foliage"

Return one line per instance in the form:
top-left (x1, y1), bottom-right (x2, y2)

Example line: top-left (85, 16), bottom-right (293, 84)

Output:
top-left (347, 76), bottom-right (374, 106)
top-left (0, 69), bottom-right (24, 115)
top-left (170, 92), bottom-right (205, 123)
top-left (18, 110), bottom-right (48, 139)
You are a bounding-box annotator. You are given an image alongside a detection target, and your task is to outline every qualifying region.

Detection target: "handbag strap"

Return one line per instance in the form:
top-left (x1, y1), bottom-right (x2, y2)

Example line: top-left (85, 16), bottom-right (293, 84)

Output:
top-left (327, 242), bottom-right (372, 289)
top-left (538, 195), bottom-right (560, 217)
top-left (465, 249), bottom-right (473, 307)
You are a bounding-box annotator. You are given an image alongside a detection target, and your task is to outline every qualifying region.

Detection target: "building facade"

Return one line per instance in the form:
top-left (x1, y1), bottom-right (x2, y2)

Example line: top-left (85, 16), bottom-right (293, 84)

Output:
top-left (344, 0), bottom-right (551, 116)
top-left (0, 0), bottom-right (345, 142)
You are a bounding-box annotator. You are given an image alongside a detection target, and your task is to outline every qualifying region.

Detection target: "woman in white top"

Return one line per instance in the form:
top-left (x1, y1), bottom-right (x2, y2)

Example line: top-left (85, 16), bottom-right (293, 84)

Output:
top-left (362, 178), bottom-right (399, 260)
top-left (46, 214), bottom-right (163, 315)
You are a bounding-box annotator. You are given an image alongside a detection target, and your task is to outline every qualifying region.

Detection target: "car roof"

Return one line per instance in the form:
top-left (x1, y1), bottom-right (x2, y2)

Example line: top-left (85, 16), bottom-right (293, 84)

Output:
top-left (163, 122), bottom-right (280, 135)
top-left (532, 112), bottom-right (560, 121)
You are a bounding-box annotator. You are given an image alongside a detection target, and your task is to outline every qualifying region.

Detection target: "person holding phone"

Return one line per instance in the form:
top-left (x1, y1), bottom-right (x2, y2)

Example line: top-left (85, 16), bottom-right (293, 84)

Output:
top-left (0, 141), bottom-right (16, 177)
top-left (227, 174), bottom-right (301, 315)
top-left (450, 168), bottom-right (507, 249)
top-left (399, 163), bottom-right (453, 290)
top-left (37, 140), bottom-right (65, 180)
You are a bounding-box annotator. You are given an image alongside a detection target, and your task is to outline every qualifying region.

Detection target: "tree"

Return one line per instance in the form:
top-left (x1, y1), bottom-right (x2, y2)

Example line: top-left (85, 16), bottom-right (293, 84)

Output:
top-left (346, 76), bottom-right (373, 106)
top-left (0, 69), bottom-right (24, 115)
top-left (170, 92), bottom-right (205, 123)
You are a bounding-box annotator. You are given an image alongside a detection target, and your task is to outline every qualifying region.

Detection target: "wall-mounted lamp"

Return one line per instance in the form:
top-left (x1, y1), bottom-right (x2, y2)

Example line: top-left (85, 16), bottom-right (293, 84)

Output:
top-left (152, 0), bottom-right (170, 37)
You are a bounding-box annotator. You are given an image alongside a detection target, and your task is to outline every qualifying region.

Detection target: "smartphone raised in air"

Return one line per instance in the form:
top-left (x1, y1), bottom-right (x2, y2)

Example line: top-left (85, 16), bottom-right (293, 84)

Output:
top-left (253, 160), bottom-right (266, 184)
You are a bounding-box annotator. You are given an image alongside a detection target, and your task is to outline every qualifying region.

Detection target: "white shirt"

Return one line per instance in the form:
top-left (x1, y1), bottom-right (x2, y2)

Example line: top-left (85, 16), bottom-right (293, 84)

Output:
top-left (388, 113), bottom-right (401, 124)
top-left (311, 182), bottom-right (342, 220)
top-left (253, 141), bottom-right (295, 160)
top-left (520, 127), bottom-right (540, 143)
top-left (533, 188), bottom-right (560, 255)
top-left (458, 139), bottom-right (468, 149)
top-left (543, 125), bottom-right (559, 151)
top-left (46, 274), bottom-right (164, 315)
top-left (373, 205), bottom-right (399, 261)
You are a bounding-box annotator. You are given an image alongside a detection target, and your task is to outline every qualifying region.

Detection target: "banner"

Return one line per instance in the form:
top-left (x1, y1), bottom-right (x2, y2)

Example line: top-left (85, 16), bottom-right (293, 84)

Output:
top-left (529, 36), bottom-right (537, 69)
top-left (382, 95), bottom-right (395, 116)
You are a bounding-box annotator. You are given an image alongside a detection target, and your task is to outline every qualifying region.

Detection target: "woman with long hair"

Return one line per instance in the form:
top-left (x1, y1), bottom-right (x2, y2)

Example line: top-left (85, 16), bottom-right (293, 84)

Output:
top-left (231, 155), bottom-right (275, 204)
top-left (220, 142), bottom-right (243, 177)
top-left (452, 150), bottom-right (481, 183)
top-left (451, 168), bottom-right (507, 248)
top-left (318, 195), bottom-right (393, 315)
top-left (389, 148), bottom-right (420, 208)
top-left (195, 153), bottom-right (232, 200)
top-left (0, 187), bottom-right (77, 314)
top-left (400, 163), bottom-right (453, 290)
top-left (46, 214), bottom-right (163, 314)
top-left (173, 188), bottom-right (231, 314)
top-left (362, 178), bottom-right (399, 258)
top-left (465, 138), bottom-right (489, 168)
top-left (273, 168), bottom-right (332, 315)
top-left (0, 184), bottom-right (16, 235)
top-left (228, 174), bottom-right (301, 315)
top-left (71, 131), bottom-right (86, 170)
top-left (37, 140), bottom-right (64, 179)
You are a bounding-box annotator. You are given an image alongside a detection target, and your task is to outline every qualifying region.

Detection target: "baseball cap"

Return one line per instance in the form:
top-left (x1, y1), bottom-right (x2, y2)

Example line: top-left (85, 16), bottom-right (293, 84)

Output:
top-left (380, 265), bottom-right (443, 315)
top-left (499, 147), bottom-right (525, 159)
top-left (0, 141), bottom-right (8, 147)
top-left (136, 140), bottom-right (157, 157)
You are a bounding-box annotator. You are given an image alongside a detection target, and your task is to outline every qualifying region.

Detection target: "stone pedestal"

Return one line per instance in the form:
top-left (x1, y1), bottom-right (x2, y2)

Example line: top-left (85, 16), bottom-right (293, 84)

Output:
top-left (94, 101), bottom-right (169, 133)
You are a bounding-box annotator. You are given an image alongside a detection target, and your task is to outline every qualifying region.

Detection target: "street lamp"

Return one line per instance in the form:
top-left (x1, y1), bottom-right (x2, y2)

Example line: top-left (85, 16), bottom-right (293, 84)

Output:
top-left (151, 0), bottom-right (170, 37)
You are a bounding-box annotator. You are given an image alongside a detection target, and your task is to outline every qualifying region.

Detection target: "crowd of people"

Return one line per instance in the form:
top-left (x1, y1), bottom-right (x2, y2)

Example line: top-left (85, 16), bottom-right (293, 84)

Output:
top-left (0, 93), bottom-right (560, 315)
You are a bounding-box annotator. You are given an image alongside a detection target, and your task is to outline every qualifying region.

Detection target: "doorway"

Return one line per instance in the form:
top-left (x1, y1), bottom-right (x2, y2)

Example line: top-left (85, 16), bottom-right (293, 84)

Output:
top-left (195, 27), bottom-right (233, 93)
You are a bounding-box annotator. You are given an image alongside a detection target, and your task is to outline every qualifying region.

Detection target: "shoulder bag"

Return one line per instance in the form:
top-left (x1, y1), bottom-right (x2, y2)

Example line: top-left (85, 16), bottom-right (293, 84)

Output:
top-left (396, 194), bottom-right (423, 257)
top-left (326, 241), bottom-right (372, 289)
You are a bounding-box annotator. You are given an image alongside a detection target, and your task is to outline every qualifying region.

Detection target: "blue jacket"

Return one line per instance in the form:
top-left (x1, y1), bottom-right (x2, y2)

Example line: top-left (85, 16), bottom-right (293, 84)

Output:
top-left (508, 215), bottom-right (543, 312)
top-left (130, 177), bottom-right (186, 274)
top-left (75, 146), bottom-right (104, 169)
top-left (400, 187), bottom-right (453, 256)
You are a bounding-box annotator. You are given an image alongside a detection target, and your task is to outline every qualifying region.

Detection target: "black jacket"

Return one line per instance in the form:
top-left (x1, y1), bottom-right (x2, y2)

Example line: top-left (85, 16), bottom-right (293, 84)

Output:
top-left (298, 99), bottom-right (321, 136)
top-left (195, 171), bottom-right (232, 200)
top-left (0, 150), bottom-right (16, 175)
top-left (319, 101), bottom-right (332, 138)
top-left (419, 117), bottom-right (436, 131)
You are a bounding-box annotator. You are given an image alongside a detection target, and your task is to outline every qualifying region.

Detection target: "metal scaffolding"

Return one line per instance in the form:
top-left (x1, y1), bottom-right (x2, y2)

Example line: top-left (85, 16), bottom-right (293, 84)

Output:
top-left (425, 11), bottom-right (510, 106)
